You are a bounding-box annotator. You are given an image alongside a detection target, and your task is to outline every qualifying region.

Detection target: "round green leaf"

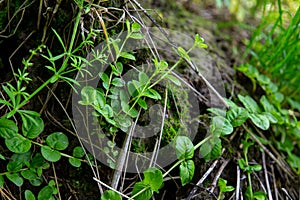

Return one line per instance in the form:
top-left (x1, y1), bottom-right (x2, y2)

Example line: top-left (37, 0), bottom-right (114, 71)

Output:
top-left (25, 190), bottom-right (36, 200)
top-left (68, 157), bottom-right (81, 167)
top-left (5, 134), bottom-right (31, 153)
top-left (38, 186), bottom-right (53, 200)
top-left (73, 146), bottom-right (85, 158)
top-left (0, 118), bottom-right (18, 139)
top-left (6, 173), bottom-right (23, 186)
top-left (112, 78), bottom-right (124, 87)
top-left (46, 132), bottom-right (69, 150)
top-left (7, 161), bottom-right (23, 172)
top-left (41, 146), bottom-right (61, 162)
top-left (143, 167), bottom-right (163, 192)
top-left (180, 160), bottom-right (195, 186)
top-left (21, 113), bottom-right (44, 139)
top-left (79, 86), bottom-right (96, 105)
top-left (176, 136), bottom-right (194, 160)
top-left (29, 177), bottom-right (43, 186)
top-left (101, 190), bottom-right (122, 200)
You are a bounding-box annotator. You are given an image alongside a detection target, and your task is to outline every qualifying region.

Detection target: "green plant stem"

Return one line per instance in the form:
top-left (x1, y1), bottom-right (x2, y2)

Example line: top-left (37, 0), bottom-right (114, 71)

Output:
top-left (162, 135), bottom-right (212, 178)
top-left (4, 8), bottom-right (82, 118)
top-left (130, 185), bottom-right (151, 199)
top-left (244, 151), bottom-right (253, 199)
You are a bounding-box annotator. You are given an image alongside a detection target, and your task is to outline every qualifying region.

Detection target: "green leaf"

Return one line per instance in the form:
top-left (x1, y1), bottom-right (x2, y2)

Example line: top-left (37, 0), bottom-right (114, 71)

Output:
top-left (238, 158), bottom-right (247, 170)
top-left (130, 33), bottom-right (144, 39)
top-left (179, 160), bottom-right (195, 186)
top-left (21, 169), bottom-right (38, 180)
top-left (207, 108), bottom-right (226, 116)
top-left (143, 168), bottom-right (163, 192)
top-left (200, 137), bottom-right (222, 162)
top-left (112, 78), bottom-right (124, 87)
top-left (132, 22), bottom-right (141, 32)
top-left (21, 113), bottom-right (44, 139)
top-left (218, 178), bottom-right (235, 193)
top-left (0, 154), bottom-right (4, 160)
top-left (132, 182), bottom-right (152, 200)
top-left (38, 186), bottom-right (53, 200)
top-left (138, 99), bottom-right (148, 110)
top-left (100, 73), bottom-right (109, 89)
top-left (7, 160), bottom-right (23, 172)
top-left (165, 75), bottom-right (181, 86)
top-left (127, 81), bottom-right (138, 97)
top-left (101, 190), bottom-right (122, 200)
top-left (143, 89), bottom-right (161, 100)
top-left (262, 112), bottom-right (278, 124)
top-left (249, 113), bottom-right (270, 130)
top-left (177, 47), bottom-right (191, 61)
top-left (115, 62), bottom-right (123, 75)
top-left (138, 72), bottom-right (149, 85)
top-left (249, 164), bottom-right (262, 172)
top-left (25, 190), bottom-right (36, 200)
top-left (94, 90), bottom-right (105, 109)
top-left (260, 95), bottom-right (276, 112)
top-left (68, 157), bottom-right (81, 167)
top-left (46, 132), bottom-right (69, 150)
top-left (0, 175), bottom-right (4, 187)
top-left (238, 95), bottom-right (261, 113)
top-left (5, 134), bottom-right (31, 153)
top-left (0, 118), bottom-right (18, 139)
top-left (176, 136), bottom-right (194, 160)
top-left (73, 146), bottom-right (85, 158)
top-left (195, 34), bottom-right (208, 48)
top-left (226, 107), bottom-right (249, 127)
top-left (253, 191), bottom-right (267, 200)
top-left (30, 177), bottom-right (43, 187)
top-left (210, 116), bottom-right (233, 136)
top-left (31, 153), bottom-right (45, 168)
top-left (6, 173), bottom-right (23, 186)
top-left (41, 146), bottom-right (61, 162)
top-left (79, 86), bottom-right (96, 105)
top-left (120, 52), bottom-right (136, 60)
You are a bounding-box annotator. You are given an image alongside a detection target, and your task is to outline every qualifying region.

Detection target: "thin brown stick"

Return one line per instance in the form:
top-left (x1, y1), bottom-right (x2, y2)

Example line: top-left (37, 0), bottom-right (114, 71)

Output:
top-left (242, 124), bottom-right (294, 179)
top-left (209, 159), bottom-right (230, 193)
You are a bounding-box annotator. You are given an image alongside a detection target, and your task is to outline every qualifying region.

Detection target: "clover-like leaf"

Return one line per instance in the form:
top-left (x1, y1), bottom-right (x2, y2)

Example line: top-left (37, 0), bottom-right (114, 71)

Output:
top-left (46, 132), bottom-right (69, 150)
top-left (21, 112), bottom-right (44, 139)
top-left (41, 146), bottom-right (61, 162)
top-left (0, 118), bottom-right (18, 139)
top-left (5, 134), bottom-right (31, 153)
top-left (143, 167), bottom-right (163, 192)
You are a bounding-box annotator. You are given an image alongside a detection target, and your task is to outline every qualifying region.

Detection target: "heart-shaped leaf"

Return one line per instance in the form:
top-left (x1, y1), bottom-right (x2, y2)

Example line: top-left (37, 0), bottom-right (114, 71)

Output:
top-left (46, 132), bottom-right (69, 150)
top-left (179, 160), bottom-right (195, 186)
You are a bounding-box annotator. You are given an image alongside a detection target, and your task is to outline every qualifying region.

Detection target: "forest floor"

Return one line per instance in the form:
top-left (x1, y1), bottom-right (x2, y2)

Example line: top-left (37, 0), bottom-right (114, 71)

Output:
top-left (0, 1), bottom-right (299, 199)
